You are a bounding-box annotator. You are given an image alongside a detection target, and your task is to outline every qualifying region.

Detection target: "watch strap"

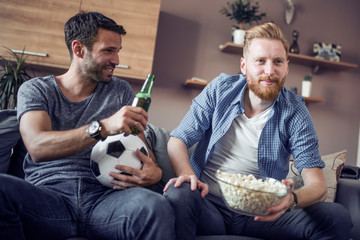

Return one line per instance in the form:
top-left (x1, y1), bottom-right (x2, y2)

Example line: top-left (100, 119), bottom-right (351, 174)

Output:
top-left (87, 120), bottom-right (105, 141)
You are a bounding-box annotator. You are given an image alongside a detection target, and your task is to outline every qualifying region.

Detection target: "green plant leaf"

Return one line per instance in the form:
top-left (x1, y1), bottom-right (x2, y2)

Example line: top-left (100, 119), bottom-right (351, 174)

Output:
top-left (0, 47), bottom-right (32, 109)
top-left (220, 0), bottom-right (266, 26)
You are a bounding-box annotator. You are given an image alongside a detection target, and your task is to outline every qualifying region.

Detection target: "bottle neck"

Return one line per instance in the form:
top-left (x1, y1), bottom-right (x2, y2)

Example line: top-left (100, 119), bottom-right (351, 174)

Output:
top-left (137, 74), bottom-right (154, 98)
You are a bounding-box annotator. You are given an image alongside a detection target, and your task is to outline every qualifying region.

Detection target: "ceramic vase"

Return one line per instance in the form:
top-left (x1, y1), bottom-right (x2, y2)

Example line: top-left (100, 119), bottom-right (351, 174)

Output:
top-left (233, 29), bottom-right (246, 45)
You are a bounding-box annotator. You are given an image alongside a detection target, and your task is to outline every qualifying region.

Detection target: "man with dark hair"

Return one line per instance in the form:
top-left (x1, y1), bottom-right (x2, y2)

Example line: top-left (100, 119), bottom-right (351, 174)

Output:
top-left (163, 22), bottom-right (352, 240)
top-left (64, 11), bottom-right (127, 59)
top-left (0, 11), bottom-right (174, 240)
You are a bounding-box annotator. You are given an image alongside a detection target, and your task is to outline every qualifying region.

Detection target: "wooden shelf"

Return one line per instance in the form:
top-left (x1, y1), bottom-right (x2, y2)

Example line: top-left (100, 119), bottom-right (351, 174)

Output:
top-left (219, 42), bottom-right (358, 72)
top-left (304, 96), bottom-right (325, 104)
top-left (183, 40), bottom-right (357, 105)
top-left (183, 79), bottom-right (209, 89)
top-left (184, 79), bottom-right (325, 104)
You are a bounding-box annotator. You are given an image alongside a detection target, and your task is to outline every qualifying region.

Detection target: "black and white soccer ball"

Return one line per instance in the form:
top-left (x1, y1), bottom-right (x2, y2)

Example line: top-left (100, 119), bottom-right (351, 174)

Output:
top-left (90, 133), bottom-right (148, 188)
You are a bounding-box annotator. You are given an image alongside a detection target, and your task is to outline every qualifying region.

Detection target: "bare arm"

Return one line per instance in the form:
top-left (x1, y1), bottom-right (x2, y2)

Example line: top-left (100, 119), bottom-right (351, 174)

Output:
top-left (294, 167), bottom-right (327, 207)
top-left (20, 106), bottom-right (162, 187)
top-left (163, 136), bottom-right (208, 198)
top-left (255, 167), bottom-right (327, 222)
top-left (20, 110), bottom-right (94, 162)
top-left (167, 137), bottom-right (194, 176)
top-left (20, 105), bottom-right (149, 163)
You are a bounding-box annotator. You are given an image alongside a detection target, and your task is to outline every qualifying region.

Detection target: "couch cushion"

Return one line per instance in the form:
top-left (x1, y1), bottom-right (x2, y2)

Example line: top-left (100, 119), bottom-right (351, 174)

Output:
top-left (287, 150), bottom-right (347, 202)
top-left (144, 123), bottom-right (196, 188)
top-left (144, 124), bottom-right (176, 185)
top-left (0, 110), bottom-right (23, 175)
top-left (335, 178), bottom-right (360, 240)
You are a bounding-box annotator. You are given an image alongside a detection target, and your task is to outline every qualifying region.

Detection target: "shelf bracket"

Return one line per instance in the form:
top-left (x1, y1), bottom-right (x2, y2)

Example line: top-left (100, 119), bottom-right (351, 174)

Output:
top-left (312, 65), bottom-right (320, 74)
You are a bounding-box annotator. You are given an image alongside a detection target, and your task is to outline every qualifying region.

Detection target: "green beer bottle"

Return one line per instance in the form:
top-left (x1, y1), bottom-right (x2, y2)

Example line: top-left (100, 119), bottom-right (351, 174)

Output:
top-left (131, 74), bottom-right (155, 135)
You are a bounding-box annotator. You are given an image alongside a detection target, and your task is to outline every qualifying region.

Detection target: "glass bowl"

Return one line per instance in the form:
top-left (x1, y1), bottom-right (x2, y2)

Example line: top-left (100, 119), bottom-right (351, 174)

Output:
top-left (215, 170), bottom-right (289, 216)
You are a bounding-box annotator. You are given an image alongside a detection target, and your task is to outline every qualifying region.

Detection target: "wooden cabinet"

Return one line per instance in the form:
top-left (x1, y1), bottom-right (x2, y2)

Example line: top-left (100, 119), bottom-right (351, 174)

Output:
top-left (0, 0), bottom-right (161, 81)
top-left (0, 0), bottom-right (79, 69)
top-left (81, 0), bottom-right (161, 81)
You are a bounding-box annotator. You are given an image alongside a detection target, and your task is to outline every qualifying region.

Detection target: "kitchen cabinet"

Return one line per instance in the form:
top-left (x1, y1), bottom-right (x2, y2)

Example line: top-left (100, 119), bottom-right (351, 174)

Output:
top-left (80, 0), bottom-right (161, 81)
top-left (0, 0), bottom-right (161, 81)
top-left (0, 0), bottom-right (80, 69)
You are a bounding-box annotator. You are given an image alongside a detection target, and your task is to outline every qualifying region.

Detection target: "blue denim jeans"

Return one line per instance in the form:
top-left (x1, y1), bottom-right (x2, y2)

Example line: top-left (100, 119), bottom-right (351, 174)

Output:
top-left (0, 174), bottom-right (175, 240)
top-left (164, 182), bottom-right (353, 240)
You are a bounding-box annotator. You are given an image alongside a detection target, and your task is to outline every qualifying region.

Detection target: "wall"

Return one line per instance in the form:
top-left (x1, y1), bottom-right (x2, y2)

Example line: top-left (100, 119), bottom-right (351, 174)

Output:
top-left (146, 0), bottom-right (360, 165)
top-left (4, 0), bottom-right (358, 166)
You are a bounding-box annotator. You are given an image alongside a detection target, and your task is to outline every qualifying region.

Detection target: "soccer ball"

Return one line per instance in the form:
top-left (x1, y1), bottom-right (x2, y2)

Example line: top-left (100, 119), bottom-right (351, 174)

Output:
top-left (90, 133), bottom-right (148, 188)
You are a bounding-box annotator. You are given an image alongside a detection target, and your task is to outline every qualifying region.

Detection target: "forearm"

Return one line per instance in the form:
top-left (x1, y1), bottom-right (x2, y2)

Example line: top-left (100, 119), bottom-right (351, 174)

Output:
top-left (295, 168), bottom-right (327, 208)
top-left (20, 111), bottom-right (97, 162)
top-left (167, 137), bottom-right (194, 176)
top-left (22, 125), bottom-right (96, 163)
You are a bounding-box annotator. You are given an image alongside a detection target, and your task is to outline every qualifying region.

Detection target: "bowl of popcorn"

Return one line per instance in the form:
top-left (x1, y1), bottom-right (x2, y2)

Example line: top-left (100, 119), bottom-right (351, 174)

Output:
top-left (215, 170), bottom-right (289, 216)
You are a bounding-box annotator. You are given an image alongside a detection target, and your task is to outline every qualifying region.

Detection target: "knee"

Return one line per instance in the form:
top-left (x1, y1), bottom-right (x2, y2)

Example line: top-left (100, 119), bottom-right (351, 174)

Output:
top-left (146, 190), bottom-right (173, 213)
top-left (327, 202), bottom-right (352, 229)
top-left (310, 202), bottom-right (353, 236)
top-left (163, 182), bottom-right (202, 209)
top-left (316, 202), bottom-right (351, 225)
top-left (134, 189), bottom-right (175, 232)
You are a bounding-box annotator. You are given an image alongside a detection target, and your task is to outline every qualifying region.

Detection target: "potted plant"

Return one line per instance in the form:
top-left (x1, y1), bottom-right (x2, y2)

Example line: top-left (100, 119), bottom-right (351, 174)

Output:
top-left (301, 75), bottom-right (312, 97)
top-left (220, 0), bottom-right (267, 45)
top-left (0, 47), bottom-right (32, 109)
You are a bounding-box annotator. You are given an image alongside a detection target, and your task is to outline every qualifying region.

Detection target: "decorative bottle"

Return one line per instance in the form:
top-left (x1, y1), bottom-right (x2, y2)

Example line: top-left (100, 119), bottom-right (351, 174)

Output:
top-left (131, 74), bottom-right (155, 134)
top-left (290, 30), bottom-right (300, 54)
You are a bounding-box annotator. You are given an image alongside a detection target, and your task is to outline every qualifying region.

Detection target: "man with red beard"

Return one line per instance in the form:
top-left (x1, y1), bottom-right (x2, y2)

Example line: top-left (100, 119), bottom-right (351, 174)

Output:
top-left (0, 11), bottom-right (175, 240)
top-left (163, 22), bottom-right (352, 239)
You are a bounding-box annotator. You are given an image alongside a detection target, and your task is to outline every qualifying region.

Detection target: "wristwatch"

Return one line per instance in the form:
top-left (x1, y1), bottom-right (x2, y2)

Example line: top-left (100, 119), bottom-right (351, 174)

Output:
top-left (289, 191), bottom-right (298, 211)
top-left (87, 120), bottom-right (105, 141)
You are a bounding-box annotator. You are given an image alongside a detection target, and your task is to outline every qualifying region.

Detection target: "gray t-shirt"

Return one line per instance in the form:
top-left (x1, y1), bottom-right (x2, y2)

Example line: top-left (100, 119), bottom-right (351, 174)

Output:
top-left (17, 75), bottom-right (134, 185)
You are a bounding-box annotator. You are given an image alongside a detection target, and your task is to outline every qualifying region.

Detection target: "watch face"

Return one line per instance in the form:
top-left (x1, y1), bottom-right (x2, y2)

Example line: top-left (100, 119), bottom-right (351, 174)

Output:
top-left (88, 121), bottom-right (100, 134)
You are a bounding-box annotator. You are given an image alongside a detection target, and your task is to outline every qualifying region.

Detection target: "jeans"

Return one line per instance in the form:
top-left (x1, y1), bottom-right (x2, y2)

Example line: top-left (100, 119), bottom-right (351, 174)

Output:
top-left (164, 182), bottom-right (353, 240)
top-left (0, 174), bottom-right (175, 240)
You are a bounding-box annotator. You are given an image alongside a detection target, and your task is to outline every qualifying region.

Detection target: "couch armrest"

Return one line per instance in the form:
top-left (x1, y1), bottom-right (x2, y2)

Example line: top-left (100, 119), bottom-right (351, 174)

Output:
top-left (335, 178), bottom-right (360, 240)
top-left (0, 110), bottom-right (21, 174)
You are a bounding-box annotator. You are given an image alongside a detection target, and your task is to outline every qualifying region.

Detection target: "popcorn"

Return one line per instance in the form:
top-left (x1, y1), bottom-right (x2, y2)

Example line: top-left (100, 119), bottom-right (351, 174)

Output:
top-left (216, 170), bottom-right (289, 216)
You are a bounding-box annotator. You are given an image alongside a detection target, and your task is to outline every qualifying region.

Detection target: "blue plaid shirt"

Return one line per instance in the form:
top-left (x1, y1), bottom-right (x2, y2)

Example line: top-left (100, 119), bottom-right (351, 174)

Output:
top-left (171, 73), bottom-right (324, 181)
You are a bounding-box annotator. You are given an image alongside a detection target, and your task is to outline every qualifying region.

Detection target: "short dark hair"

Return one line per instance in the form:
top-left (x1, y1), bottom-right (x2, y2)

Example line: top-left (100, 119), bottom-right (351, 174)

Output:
top-left (64, 11), bottom-right (126, 59)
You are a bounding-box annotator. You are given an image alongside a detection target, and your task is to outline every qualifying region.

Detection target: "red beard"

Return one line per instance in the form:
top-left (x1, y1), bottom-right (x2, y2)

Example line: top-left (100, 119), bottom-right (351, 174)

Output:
top-left (247, 75), bottom-right (285, 101)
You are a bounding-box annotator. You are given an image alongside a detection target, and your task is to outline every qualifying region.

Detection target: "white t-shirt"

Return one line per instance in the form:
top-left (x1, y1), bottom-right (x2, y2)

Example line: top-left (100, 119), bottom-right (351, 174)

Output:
top-left (202, 105), bottom-right (273, 197)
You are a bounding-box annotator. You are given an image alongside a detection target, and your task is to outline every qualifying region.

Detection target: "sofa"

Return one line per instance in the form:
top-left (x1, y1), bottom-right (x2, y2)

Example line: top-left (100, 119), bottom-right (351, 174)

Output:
top-left (1, 109), bottom-right (359, 240)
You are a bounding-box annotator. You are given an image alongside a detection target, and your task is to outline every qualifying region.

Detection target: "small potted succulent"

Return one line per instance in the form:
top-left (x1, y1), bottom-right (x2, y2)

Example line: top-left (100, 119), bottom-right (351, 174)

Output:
top-left (0, 47), bottom-right (32, 109)
top-left (220, 0), bottom-right (267, 45)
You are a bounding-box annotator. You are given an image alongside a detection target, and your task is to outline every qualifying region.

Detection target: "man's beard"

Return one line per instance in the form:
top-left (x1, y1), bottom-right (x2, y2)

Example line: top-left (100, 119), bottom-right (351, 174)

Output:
top-left (82, 53), bottom-right (113, 83)
top-left (247, 75), bottom-right (285, 101)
